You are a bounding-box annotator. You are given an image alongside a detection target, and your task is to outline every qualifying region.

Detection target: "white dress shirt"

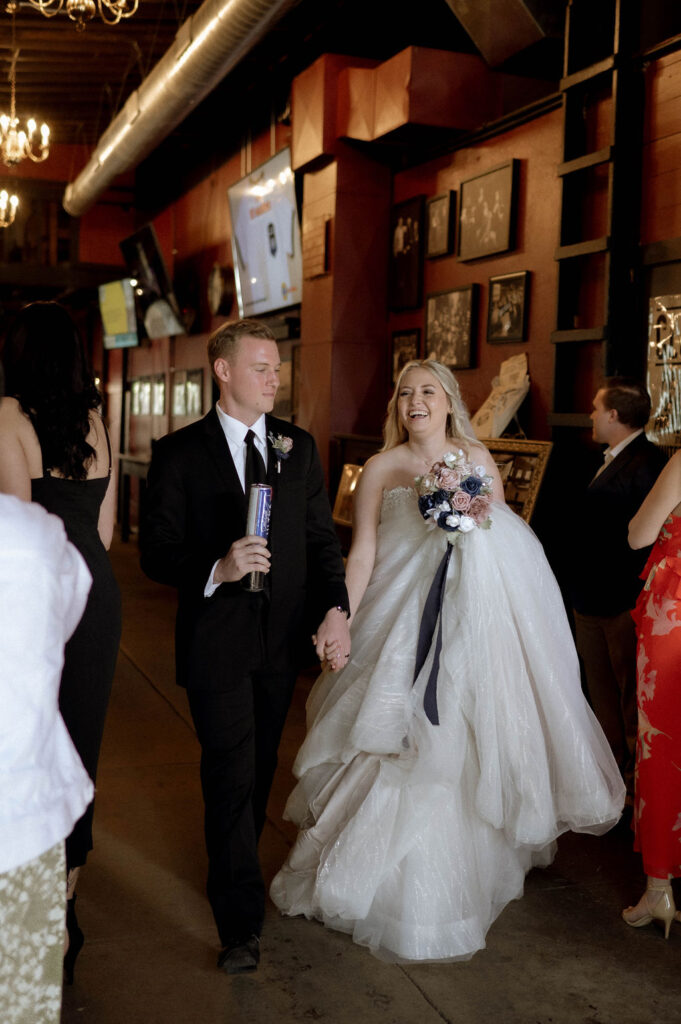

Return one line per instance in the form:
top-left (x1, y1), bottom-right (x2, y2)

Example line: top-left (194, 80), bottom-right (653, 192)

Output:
top-left (204, 405), bottom-right (269, 597)
top-left (0, 494), bottom-right (94, 874)
top-left (605, 428), bottom-right (643, 462)
top-left (215, 404), bottom-right (268, 490)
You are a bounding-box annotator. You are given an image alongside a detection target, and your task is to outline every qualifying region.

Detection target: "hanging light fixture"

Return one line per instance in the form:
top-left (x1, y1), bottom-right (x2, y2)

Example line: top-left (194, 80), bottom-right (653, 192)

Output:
top-left (23, 0), bottom-right (138, 31)
top-left (0, 188), bottom-right (19, 228)
top-left (0, 20), bottom-right (50, 166)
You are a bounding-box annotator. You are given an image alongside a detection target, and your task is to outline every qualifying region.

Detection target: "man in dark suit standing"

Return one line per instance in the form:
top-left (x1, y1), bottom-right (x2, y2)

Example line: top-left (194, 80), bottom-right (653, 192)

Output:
top-left (571, 378), bottom-right (666, 798)
top-left (140, 319), bottom-right (350, 974)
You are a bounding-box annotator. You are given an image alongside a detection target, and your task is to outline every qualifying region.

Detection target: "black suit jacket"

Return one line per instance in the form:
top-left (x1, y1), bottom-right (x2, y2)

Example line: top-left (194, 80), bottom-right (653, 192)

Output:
top-left (571, 433), bottom-right (667, 616)
top-left (140, 409), bottom-right (348, 690)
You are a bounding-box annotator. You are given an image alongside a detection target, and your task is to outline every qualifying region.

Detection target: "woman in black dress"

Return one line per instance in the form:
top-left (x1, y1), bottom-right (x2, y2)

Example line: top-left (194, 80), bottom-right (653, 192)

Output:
top-left (0, 301), bottom-right (121, 980)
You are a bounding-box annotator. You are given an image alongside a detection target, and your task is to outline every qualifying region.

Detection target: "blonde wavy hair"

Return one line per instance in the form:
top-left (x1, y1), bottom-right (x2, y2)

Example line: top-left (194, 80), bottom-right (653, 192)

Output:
top-left (381, 359), bottom-right (479, 453)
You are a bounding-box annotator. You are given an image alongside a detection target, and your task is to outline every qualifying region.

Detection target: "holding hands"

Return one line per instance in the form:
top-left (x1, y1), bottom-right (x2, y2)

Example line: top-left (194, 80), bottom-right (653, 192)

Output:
top-left (313, 606), bottom-right (351, 672)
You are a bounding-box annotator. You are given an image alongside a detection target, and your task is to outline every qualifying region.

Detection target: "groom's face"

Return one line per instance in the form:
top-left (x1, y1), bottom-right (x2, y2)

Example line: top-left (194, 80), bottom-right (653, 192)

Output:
top-left (217, 334), bottom-right (281, 425)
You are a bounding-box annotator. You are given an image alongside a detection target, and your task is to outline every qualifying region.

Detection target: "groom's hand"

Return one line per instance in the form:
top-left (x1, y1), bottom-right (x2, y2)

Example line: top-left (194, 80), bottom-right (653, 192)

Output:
top-left (313, 607), bottom-right (351, 672)
top-left (214, 535), bottom-right (271, 584)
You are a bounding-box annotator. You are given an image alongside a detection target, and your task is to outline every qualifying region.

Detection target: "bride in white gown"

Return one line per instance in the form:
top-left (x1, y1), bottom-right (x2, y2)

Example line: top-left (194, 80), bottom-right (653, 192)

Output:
top-left (270, 360), bottom-right (625, 963)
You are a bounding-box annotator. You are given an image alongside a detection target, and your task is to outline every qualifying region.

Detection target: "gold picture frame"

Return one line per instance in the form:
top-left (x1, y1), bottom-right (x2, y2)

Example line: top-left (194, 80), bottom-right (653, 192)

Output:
top-left (482, 438), bottom-right (552, 523)
top-left (332, 463), bottom-right (364, 527)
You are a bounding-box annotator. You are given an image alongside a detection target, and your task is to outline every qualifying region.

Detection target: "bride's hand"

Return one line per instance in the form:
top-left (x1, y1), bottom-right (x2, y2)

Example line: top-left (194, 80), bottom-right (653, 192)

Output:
top-left (312, 612), bottom-right (351, 671)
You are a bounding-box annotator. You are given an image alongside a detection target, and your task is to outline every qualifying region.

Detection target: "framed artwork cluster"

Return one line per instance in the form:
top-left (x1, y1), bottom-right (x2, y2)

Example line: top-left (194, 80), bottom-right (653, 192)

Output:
top-left (389, 160), bottom-right (529, 374)
top-left (387, 162), bottom-right (532, 376)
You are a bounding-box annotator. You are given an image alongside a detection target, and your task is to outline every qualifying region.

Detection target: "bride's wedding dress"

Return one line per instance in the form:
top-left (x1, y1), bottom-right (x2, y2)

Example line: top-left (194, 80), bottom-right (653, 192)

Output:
top-left (270, 486), bottom-right (625, 962)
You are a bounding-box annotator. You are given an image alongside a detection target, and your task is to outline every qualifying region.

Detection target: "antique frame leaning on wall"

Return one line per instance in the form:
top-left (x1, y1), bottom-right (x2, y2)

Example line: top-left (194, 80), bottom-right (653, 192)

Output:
top-left (332, 464), bottom-right (364, 527)
top-left (481, 438), bottom-right (552, 523)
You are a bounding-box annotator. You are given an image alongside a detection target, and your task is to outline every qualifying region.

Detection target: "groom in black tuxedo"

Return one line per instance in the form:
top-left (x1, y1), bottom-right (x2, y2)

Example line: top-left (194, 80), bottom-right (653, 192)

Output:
top-left (571, 377), bottom-right (666, 796)
top-left (140, 319), bottom-right (350, 973)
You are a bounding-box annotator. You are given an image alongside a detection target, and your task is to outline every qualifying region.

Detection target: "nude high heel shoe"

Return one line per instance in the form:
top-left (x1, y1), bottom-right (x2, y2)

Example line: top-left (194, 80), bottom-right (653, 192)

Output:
top-left (622, 880), bottom-right (677, 939)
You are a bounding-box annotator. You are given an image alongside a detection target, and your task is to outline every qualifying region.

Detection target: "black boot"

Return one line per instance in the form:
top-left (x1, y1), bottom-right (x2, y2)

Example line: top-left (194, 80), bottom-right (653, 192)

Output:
top-left (63, 894), bottom-right (84, 985)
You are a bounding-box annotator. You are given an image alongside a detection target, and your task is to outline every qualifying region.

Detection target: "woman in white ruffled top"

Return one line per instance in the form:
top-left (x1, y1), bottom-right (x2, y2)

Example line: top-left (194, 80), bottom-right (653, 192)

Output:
top-left (270, 359), bottom-right (625, 963)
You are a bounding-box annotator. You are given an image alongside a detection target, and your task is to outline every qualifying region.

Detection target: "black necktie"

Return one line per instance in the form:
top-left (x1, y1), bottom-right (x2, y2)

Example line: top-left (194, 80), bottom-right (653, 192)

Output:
top-left (244, 429), bottom-right (266, 493)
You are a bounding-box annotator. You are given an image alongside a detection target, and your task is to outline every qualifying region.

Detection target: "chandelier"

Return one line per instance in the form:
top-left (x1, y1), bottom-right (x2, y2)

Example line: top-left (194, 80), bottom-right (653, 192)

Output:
top-left (23, 0), bottom-right (138, 30)
top-left (0, 188), bottom-right (19, 228)
top-left (0, 25), bottom-right (49, 166)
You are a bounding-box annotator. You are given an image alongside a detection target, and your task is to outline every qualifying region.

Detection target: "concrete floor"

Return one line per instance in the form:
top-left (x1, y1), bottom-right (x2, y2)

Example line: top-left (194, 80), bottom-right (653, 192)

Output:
top-left (61, 534), bottom-right (681, 1024)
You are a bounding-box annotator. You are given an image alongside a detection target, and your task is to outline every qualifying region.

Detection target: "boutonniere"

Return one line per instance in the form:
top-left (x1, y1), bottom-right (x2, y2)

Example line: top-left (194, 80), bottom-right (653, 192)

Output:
top-left (268, 432), bottom-right (293, 473)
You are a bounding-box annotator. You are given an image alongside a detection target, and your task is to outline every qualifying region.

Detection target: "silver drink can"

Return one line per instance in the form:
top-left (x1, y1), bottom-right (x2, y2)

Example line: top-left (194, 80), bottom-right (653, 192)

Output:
top-left (244, 483), bottom-right (272, 592)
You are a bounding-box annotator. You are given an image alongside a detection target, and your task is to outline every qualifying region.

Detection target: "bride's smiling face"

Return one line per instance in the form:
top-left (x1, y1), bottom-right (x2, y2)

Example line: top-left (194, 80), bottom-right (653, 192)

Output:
top-left (397, 368), bottom-right (450, 437)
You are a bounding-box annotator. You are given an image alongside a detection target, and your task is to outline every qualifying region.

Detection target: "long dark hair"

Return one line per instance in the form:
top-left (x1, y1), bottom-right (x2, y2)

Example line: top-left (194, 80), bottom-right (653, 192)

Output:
top-left (2, 301), bottom-right (102, 479)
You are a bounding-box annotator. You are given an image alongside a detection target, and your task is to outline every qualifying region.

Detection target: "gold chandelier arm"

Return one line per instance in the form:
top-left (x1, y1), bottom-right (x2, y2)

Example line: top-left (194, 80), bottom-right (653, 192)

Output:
top-left (96, 0), bottom-right (139, 24)
top-left (26, 144), bottom-right (50, 163)
top-left (26, 0), bottom-right (65, 16)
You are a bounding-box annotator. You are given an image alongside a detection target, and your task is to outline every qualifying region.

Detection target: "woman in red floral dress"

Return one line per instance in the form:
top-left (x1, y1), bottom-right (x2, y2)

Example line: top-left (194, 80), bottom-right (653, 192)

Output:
top-left (627, 448), bottom-right (681, 937)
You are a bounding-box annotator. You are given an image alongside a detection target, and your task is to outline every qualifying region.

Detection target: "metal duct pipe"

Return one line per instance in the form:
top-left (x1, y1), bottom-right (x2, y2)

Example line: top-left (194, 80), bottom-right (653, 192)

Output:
top-left (63, 0), bottom-right (296, 217)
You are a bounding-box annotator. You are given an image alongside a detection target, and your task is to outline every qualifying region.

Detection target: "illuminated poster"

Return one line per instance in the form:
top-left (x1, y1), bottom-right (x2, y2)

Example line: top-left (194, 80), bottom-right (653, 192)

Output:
top-left (227, 148), bottom-right (303, 318)
top-left (99, 278), bottom-right (138, 349)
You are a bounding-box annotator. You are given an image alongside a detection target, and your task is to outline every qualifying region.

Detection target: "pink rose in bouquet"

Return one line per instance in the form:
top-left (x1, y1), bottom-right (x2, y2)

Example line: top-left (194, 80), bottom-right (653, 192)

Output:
top-left (451, 489), bottom-right (472, 512)
top-left (437, 467), bottom-right (462, 490)
top-left (469, 494), bottom-right (492, 525)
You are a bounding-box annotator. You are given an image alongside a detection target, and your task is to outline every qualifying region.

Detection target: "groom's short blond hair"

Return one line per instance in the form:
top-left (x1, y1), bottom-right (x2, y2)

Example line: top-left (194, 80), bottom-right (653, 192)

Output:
top-left (207, 318), bottom-right (276, 380)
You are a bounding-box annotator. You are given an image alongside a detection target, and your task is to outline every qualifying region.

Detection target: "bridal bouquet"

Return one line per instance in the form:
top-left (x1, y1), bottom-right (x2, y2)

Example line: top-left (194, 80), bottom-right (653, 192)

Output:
top-left (415, 450), bottom-right (493, 539)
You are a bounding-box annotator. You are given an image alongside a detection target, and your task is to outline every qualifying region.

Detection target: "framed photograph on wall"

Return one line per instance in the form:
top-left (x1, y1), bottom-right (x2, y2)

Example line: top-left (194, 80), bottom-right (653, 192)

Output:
top-left (138, 377), bottom-right (152, 416)
top-left (425, 285), bottom-right (478, 369)
top-left (389, 195), bottom-right (425, 311)
top-left (481, 438), bottom-right (552, 522)
top-left (487, 271), bottom-right (530, 343)
top-left (152, 375), bottom-right (166, 416)
top-left (130, 379), bottom-right (141, 416)
top-left (172, 371), bottom-right (187, 417)
top-left (426, 191), bottom-right (456, 258)
top-left (457, 160), bottom-right (519, 262)
top-left (186, 369), bottom-right (204, 417)
top-left (391, 329), bottom-right (421, 384)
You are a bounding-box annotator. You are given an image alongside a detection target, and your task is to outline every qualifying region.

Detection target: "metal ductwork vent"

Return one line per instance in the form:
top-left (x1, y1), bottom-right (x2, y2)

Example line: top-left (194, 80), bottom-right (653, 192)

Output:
top-left (63, 0), bottom-right (297, 217)
top-left (443, 0), bottom-right (564, 67)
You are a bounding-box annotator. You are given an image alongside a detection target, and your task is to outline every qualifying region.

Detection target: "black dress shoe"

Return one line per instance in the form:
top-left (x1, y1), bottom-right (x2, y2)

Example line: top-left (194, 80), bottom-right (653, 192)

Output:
top-left (217, 935), bottom-right (260, 974)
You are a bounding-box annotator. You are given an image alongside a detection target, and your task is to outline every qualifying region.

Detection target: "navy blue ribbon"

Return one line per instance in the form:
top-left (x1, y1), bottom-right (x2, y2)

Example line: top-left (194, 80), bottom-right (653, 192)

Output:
top-left (413, 544), bottom-right (452, 726)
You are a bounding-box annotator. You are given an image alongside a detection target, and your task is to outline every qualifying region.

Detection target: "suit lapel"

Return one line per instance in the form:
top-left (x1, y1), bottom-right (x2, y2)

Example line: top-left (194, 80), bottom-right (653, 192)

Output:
top-left (201, 408), bottom-right (248, 512)
top-left (591, 433), bottom-right (644, 488)
top-left (264, 417), bottom-right (280, 490)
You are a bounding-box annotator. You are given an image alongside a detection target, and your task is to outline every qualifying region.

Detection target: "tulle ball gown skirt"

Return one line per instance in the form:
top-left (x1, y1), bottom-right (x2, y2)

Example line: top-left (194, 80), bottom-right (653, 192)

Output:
top-left (271, 492), bottom-right (625, 962)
